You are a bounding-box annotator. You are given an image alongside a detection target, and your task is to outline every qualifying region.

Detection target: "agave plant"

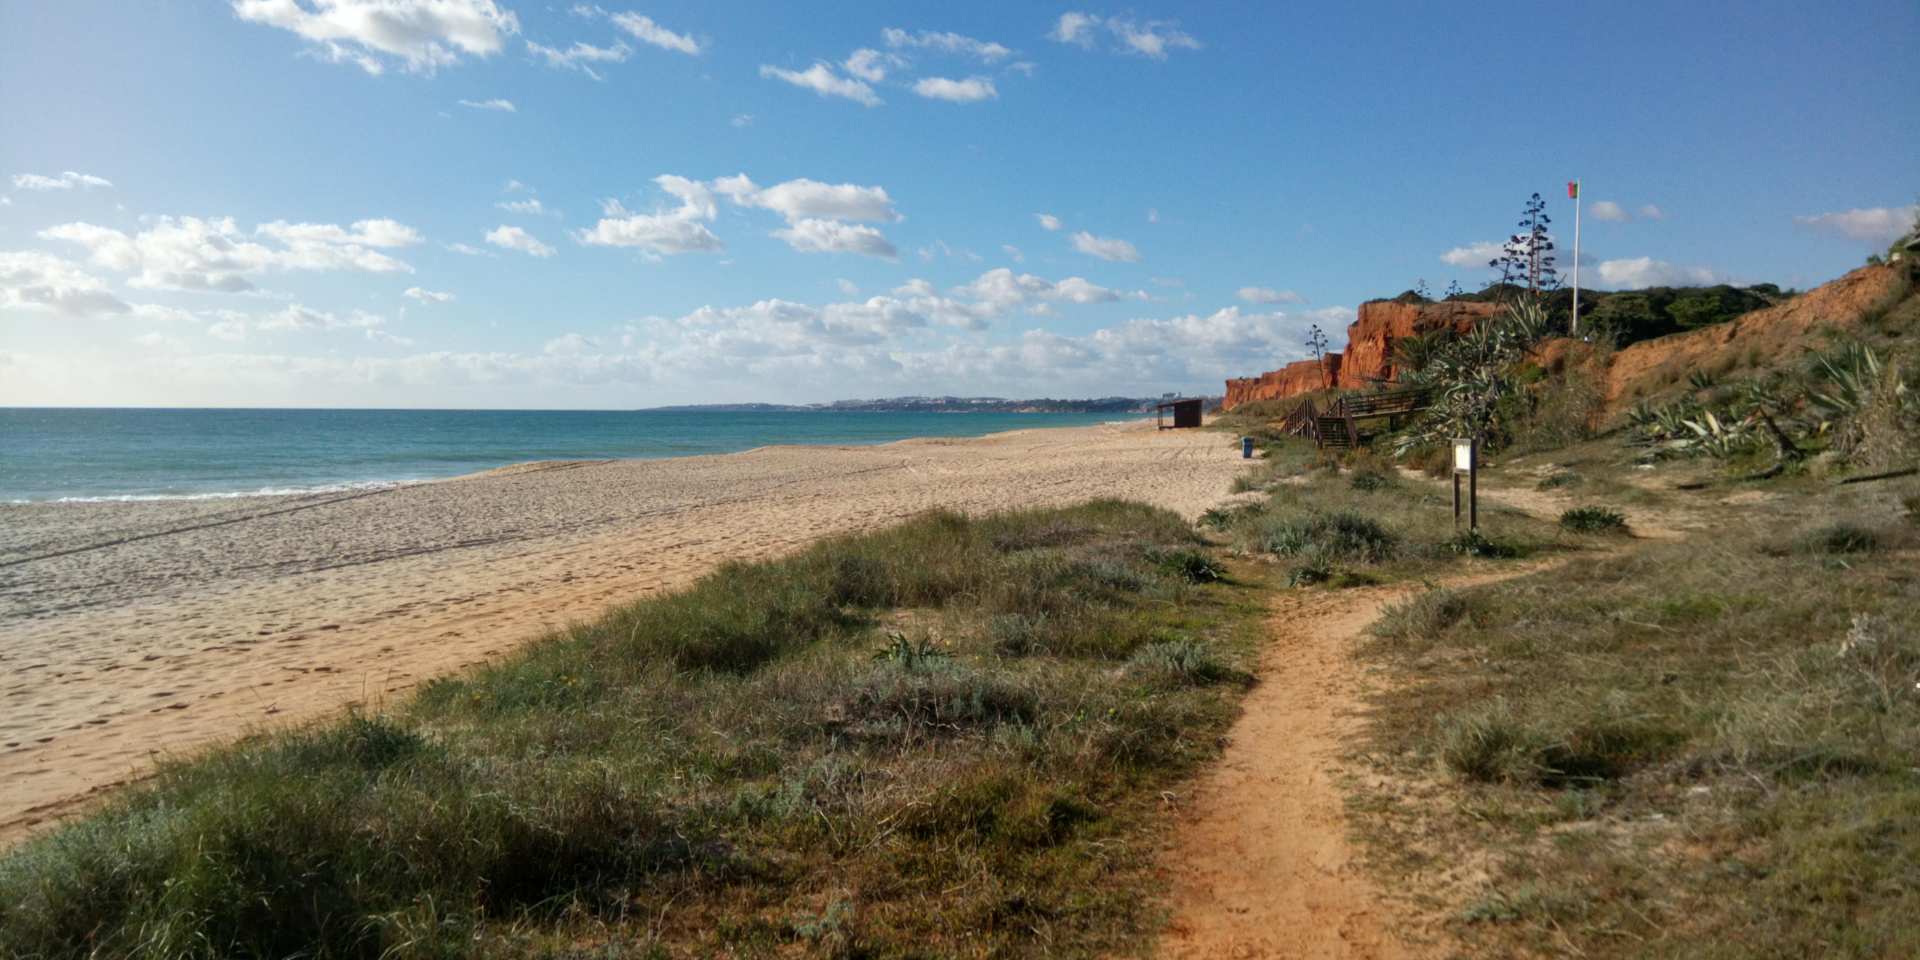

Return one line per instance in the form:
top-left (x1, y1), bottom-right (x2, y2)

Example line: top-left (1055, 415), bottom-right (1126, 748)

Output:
top-left (1808, 343), bottom-right (1916, 466)
top-left (1397, 299), bottom-right (1551, 452)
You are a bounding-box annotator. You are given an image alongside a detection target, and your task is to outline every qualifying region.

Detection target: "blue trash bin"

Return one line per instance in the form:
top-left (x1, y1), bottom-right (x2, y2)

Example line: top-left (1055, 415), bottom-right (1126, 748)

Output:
top-left (1241, 436), bottom-right (1255, 459)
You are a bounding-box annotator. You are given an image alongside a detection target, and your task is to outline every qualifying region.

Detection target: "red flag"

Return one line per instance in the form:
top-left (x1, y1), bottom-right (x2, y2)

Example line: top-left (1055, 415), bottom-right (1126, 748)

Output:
top-left (1567, 180), bottom-right (1579, 199)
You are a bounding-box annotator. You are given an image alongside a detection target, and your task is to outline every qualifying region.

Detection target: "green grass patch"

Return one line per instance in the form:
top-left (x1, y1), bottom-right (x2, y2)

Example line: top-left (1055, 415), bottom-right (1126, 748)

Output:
top-left (0, 501), bottom-right (1270, 959)
top-left (1352, 484), bottom-right (1920, 958)
top-left (1558, 505), bottom-right (1630, 534)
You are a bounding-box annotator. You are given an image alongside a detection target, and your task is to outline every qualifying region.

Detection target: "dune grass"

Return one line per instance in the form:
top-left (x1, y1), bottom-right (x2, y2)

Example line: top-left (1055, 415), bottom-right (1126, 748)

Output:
top-left (1355, 488), bottom-right (1920, 957)
top-left (1203, 439), bottom-right (1571, 587)
top-left (0, 500), bottom-right (1269, 959)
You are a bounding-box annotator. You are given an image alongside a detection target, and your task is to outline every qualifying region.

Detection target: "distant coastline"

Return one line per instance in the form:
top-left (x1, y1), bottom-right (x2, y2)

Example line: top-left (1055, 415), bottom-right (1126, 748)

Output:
top-left (641, 394), bottom-right (1218, 415)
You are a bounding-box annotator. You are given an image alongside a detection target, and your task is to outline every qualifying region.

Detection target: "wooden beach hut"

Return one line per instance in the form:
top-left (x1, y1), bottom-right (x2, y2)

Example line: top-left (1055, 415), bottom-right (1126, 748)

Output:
top-left (1156, 398), bottom-right (1203, 430)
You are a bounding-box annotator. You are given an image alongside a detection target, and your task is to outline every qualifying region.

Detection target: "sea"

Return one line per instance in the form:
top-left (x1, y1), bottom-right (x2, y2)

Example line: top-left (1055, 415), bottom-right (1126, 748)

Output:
top-left (0, 407), bottom-right (1139, 503)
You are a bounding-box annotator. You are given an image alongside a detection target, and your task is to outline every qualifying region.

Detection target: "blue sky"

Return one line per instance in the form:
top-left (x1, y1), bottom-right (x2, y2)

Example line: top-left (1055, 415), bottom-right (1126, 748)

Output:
top-left (2, 0), bottom-right (1915, 408)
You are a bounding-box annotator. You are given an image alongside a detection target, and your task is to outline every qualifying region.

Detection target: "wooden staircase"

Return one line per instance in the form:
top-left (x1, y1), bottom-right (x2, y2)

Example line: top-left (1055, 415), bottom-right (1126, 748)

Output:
top-left (1278, 387), bottom-right (1434, 449)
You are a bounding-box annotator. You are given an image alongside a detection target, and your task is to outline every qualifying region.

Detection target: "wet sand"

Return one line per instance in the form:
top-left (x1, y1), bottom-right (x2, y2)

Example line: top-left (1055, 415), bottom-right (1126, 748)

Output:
top-left (0, 420), bottom-right (1250, 844)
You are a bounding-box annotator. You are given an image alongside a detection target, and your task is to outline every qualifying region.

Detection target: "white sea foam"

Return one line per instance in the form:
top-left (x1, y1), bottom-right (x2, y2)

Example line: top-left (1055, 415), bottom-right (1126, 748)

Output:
top-left (18, 479), bottom-right (420, 505)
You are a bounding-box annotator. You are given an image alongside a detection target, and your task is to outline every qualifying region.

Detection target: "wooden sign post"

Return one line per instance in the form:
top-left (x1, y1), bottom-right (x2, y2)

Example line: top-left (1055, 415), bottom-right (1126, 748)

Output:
top-left (1452, 437), bottom-right (1478, 532)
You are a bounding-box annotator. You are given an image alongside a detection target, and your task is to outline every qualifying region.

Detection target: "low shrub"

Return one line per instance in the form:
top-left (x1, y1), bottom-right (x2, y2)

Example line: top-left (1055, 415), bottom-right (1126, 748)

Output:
top-left (1559, 506), bottom-right (1630, 534)
top-left (1372, 588), bottom-right (1476, 642)
top-left (1256, 510), bottom-right (1398, 563)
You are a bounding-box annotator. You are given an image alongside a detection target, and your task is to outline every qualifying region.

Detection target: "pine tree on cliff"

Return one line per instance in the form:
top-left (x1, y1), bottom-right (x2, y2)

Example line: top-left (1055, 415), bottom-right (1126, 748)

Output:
top-left (1489, 193), bottom-right (1559, 298)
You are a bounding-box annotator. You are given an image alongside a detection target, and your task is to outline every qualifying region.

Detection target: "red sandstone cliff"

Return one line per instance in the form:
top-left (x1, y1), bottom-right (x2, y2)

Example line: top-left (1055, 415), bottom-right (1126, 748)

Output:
top-left (1224, 354), bottom-right (1339, 409)
top-left (1222, 298), bottom-right (1502, 409)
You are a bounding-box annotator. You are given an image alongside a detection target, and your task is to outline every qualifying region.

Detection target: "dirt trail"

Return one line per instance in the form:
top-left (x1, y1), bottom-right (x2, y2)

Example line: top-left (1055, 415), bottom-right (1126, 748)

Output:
top-left (1157, 559), bottom-right (1564, 960)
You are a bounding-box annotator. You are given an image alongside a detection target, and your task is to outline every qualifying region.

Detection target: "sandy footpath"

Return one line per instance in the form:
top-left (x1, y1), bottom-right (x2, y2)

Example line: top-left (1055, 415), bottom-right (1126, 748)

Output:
top-left (0, 420), bottom-right (1250, 844)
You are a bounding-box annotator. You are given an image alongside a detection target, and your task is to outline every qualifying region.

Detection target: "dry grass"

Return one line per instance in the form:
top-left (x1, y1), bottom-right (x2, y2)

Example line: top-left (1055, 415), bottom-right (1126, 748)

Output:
top-left (1353, 471), bottom-right (1920, 957)
top-left (0, 501), bottom-right (1272, 959)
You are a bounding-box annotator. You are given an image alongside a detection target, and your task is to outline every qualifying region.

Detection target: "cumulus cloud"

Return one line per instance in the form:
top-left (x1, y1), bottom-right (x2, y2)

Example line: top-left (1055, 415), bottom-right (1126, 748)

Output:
top-left (1047, 12), bottom-right (1200, 58)
top-left (880, 28), bottom-right (1011, 62)
top-left (715, 175), bottom-right (900, 223)
top-left (485, 224), bottom-right (556, 257)
top-left (1035, 213), bottom-right (1062, 231)
top-left (41, 215), bottom-right (422, 292)
top-left (526, 39), bottom-right (629, 79)
top-left (1048, 12), bottom-right (1099, 46)
top-left (457, 97), bottom-right (515, 112)
top-left (1439, 240), bottom-right (1503, 268)
top-left (1071, 230), bottom-right (1140, 262)
top-left (0, 250), bottom-right (131, 316)
top-left (1637, 204), bottom-right (1665, 220)
top-left (843, 48), bottom-right (900, 82)
top-left (231, 0), bottom-right (519, 74)
top-left (711, 175), bottom-right (902, 259)
top-left (404, 286), bottom-right (455, 303)
top-left (1589, 200), bottom-right (1628, 222)
top-left (12, 171), bottom-right (113, 191)
top-left (954, 267), bottom-right (1135, 312)
top-left (496, 198), bottom-right (548, 215)
top-left (1594, 257), bottom-right (1718, 289)
top-left (758, 63), bottom-right (880, 106)
top-left (913, 76), bottom-right (997, 103)
top-left (773, 219), bottom-right (898, 258)
top-left (608, 12), bottom-right (699, 54)
top-left (1237, 286), bottom-right (1303, 304)
top-left (575, 175), bottom-right (723, 256)
top-left (1794, 205), bottom-right (1919, 244)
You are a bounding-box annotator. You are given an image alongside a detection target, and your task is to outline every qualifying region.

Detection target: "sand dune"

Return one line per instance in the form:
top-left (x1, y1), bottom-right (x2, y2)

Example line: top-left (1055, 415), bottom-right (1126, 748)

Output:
top-left (0, 421), bottom-right (1250, 844)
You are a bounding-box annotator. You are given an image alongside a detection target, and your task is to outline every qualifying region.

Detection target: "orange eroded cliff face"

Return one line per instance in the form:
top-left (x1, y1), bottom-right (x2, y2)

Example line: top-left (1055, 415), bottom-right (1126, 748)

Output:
top-left (1224, 355), bottom-right (1339, 409)
top-left (1598, 263), bottom-right (1908, 403)
top-left (1334, 300), bottom-right (1504, 390)
top-left (1221, 299), bottom-right (1501, 409)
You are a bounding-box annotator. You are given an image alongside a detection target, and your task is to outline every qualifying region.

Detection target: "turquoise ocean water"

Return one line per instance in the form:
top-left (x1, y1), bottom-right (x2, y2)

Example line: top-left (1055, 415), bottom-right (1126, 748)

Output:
top-left (0, 408), bottom-right (1137, 503)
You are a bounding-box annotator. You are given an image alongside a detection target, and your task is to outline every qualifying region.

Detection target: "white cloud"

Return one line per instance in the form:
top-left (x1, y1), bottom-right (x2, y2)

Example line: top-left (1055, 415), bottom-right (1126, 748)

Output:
top-left (496, 198), bottom-right (548, 215)
top-left (12, 171), bottom-right (113, 191)
top-left (881, 28), bottom-right (1011, 62)
top-left (199, 303), bottom-right (409, 345)
top-left (231, 0), bottom-right (519, 74)
top-left (1070, 230), bottom-right (1140, 262)
top-left (1237, 286), bottom-right (1304, 304)
top-left (1047, 12), bottom-right (1200, 58)
top-left (836, 278), bottom-right (859, 296)
top-left (526, 39), bottom-right (629, 79)
top-left (1589, 200), bottom-right (1628, 222)
top-left (1594, 257), bottom-right (1718, 289)
top-left (1035, 213), bottom-right (1062, 231)
top-left (447, 242), bottom-right (492, 256)
top-left (457, 97), bottom-right (515, 112)
top-left (1048, 12), bottom-right (1100, 46)
top-left (1001, 243), bottom-right (1023, 262)
top-left (607, 11), bottom-right (699, 54)
top-left (913, 76), bottom-right (997, 103)
top-left (1439, 240), bottom-right (1503, 268)
top-left (773, 219), bottom-right (898, 259)
top-left (759, 63), bottom-right (880, 107)
top-left (42, 215), bottom-right (422, 292)
top-left (954, 267), bottom-right (1129, 312)
top-left (1146, 208), bottom-right (1159, 224)
top-left (843, 48), bottom-right (899, 82)
top-left (485, 224), bottom-right (556, 257)
top-left (730, 113), bottom-right (754, 127)
top-left (575, 175), bottom-right (723, 256)
top-left (404, 286), bottom-right (455, 303)
top-left (715, 175), bottom-right (901, 223)
top-left (1107, 17), bottom-right (1201, 58)
top-left (0, 250), bottom-right (130, 317)
top-left (1794, 205), bottom-right (1919, 244)
top-left (1637, 204), bottom-right (1665, 220)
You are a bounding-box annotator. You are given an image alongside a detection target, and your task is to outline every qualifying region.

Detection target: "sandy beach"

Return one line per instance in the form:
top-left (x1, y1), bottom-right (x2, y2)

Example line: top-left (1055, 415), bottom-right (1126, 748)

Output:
top-left (0, 420), bottom-right (1249, 843)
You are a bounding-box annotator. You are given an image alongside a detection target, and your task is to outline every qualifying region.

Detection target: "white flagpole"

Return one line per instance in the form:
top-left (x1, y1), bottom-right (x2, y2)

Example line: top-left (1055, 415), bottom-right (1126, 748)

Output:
top-left (1571, 179), bottom-right (1582, 337)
